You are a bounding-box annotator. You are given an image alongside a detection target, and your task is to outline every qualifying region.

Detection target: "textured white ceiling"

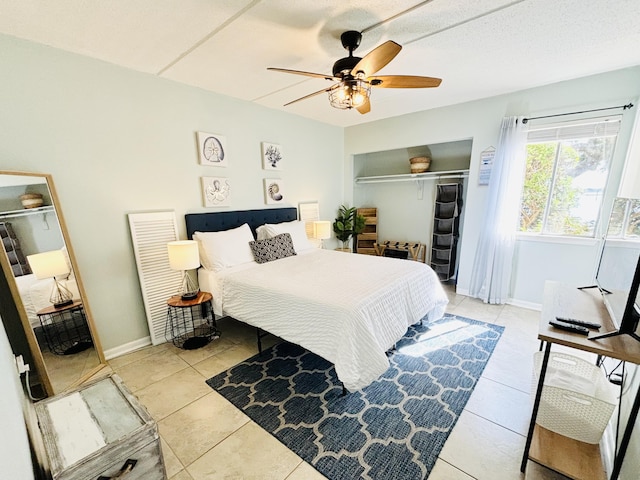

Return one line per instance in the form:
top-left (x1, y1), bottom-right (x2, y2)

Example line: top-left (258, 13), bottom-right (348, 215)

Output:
top-left (1, 0), bottom-right (639, 127)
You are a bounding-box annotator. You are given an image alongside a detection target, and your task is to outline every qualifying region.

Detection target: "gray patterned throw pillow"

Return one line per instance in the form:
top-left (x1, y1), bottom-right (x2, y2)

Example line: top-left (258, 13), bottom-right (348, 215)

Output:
top-left (249, 233), bottom-right (297, 264)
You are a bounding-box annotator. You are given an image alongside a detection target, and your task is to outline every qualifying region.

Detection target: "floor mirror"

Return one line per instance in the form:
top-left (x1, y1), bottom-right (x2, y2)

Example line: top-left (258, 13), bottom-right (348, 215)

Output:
top-left (0, 170), bottom-right (106, 396)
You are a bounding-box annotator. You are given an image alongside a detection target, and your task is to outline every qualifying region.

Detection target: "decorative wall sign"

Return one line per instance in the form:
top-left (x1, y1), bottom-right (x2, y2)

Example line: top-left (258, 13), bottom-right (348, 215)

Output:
top-left (197, 132), bottom-right (227, 167)
top-left (264, 179), bottom-right (285, 205)
top-left (262, 142), bottom-right (283, 170)
top-left (201, 177), bottom-right (231, 207)
top-left (479, 146), bottom-right (495, 185)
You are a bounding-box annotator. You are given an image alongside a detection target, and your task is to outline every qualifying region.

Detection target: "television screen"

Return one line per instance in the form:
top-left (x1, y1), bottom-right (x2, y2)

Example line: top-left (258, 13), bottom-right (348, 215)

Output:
top-left (595, 239), bottom-right (640, 328)
top-left (595, 197), bottom-right (640, 340)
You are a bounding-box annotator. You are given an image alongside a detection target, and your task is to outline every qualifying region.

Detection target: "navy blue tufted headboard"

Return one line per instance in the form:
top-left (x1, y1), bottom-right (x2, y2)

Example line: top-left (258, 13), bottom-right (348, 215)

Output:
top-left (185, 207), bottom-right (298, 239)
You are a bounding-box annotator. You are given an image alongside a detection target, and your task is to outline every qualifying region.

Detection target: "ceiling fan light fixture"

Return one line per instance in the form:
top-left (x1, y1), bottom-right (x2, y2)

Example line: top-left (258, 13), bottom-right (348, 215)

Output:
top-left (269, 31), bottom-right (441, 114)
top-left (329, 79), bottom-right (370, 110)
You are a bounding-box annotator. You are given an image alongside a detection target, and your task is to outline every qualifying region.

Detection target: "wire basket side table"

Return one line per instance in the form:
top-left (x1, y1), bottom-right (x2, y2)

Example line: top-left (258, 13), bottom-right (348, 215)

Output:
top-left (165, 291), bottom-right (220, 350)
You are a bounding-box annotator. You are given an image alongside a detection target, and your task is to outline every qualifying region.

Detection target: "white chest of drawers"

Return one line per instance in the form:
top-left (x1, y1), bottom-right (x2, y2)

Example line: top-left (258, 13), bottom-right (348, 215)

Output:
top-left (34, 374), bottom-right (166, 480)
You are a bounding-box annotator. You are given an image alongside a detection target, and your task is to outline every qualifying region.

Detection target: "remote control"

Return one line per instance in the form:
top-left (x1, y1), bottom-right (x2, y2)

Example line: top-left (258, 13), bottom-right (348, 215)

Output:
top-left (549, 319), bottom-right (589, 335)
top-left (555, 317), bottom-right (601, 330)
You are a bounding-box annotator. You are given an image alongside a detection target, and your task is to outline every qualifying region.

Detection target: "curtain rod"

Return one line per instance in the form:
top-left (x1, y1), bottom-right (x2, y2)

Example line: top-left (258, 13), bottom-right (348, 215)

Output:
top-left (522, 102), bottom-right (634, 124)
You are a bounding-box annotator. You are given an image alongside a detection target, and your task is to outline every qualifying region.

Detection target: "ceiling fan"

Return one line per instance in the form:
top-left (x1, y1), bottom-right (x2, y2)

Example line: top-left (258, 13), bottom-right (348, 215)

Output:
top-left (268, 30), bottom-right (442, 114)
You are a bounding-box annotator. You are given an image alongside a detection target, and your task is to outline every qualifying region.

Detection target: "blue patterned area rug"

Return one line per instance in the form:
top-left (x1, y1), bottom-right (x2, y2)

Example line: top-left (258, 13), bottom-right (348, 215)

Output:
top-left (206, 314), bottom-right (504, 480)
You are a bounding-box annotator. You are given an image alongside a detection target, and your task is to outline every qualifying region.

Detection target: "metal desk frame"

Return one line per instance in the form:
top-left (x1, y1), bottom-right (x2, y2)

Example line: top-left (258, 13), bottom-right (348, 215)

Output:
top-left (521, 282), bottom-right (640, 480)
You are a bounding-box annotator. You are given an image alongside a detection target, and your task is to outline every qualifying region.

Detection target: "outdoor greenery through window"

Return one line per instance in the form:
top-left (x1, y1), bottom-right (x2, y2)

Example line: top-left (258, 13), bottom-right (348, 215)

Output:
top-left (518, 116), bottom-right (621, 237)
top-left (606, 197), bottom-right (640, 239)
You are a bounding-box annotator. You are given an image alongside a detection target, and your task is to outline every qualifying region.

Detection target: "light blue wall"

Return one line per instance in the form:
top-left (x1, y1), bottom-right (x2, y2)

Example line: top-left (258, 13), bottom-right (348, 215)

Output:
top-left (345, 66), bottom-right (640, 307)
top-left (0, 34), bottom-right (344, 351)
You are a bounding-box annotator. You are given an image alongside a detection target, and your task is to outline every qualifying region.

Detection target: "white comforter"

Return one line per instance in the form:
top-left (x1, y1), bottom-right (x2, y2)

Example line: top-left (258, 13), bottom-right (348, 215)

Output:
top-left (200, 249), bottom-right (448, 391)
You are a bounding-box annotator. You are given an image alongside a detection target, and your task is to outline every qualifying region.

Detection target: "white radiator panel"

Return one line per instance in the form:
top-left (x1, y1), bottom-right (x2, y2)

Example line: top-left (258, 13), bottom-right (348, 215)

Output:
top-left (128, 211), bottom-right (181, 345)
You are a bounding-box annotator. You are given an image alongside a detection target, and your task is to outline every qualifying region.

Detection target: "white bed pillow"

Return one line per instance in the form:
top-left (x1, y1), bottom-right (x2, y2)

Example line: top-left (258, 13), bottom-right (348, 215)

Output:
top-left (260, 220), bottom-right (314, 252)
top-left (255, 225), bottom-right (270, 241)
top-left (193, 223), bottom-right (255, 271)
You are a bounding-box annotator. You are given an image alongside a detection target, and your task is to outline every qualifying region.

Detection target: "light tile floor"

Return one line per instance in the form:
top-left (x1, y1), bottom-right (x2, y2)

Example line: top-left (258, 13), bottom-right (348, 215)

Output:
top-left (101, 287), bottom-right (574, 480)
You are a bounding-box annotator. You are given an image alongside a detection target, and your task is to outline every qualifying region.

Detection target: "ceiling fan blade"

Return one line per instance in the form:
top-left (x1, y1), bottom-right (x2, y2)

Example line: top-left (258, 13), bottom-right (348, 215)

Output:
top-left (267, 67), bottom-right (337, 82)
top-left (350, 40), bottom-right (401, 77)
top-left (283, 86), bottom-right (333, 106)
top-left (356, 98), bottom-right (371, 114)
top-left (368, 75), bottom-right (442, 88)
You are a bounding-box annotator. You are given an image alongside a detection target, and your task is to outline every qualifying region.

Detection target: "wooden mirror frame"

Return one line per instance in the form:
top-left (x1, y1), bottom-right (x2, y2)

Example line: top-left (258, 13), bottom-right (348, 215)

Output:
top-left (0, 170), bottom-right (106, 396)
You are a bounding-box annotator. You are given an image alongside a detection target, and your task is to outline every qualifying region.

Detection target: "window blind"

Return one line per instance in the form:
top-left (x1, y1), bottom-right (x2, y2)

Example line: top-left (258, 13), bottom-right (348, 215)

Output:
top-left (527, 115), bottom-right (622, 142)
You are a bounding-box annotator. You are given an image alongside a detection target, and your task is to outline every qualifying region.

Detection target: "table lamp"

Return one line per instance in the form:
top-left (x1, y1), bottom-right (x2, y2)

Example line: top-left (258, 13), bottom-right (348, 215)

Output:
top-left (27, 250), bottom-right (73, 308)
top-left (313, 221), bottom-right (332, 248)
top-left (167, 240), bottom-right (200, 300)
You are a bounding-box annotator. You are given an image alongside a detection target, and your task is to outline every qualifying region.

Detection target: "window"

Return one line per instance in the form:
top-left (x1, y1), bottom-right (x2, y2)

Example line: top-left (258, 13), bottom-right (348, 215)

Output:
top-left (518, 116), bottom-right (621, 237)
top-left (606, 197), bottom-right (640, 239)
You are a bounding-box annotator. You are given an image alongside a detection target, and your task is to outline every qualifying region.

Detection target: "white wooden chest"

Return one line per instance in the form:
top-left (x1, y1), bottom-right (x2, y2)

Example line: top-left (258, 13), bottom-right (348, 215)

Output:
top-left (34, 374), bottom-right (166, 480)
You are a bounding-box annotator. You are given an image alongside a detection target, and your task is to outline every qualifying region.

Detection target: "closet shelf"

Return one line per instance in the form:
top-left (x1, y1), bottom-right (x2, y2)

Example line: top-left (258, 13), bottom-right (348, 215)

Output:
top-left (0, 205), bottom-right (54, 219)
top-left (354, 169), bottom-right (469, 184)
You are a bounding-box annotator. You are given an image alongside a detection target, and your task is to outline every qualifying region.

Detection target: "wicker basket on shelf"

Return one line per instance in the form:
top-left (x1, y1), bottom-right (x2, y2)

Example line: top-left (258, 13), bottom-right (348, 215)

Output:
top-left (409, 156), bottom-right (431, 174)
top-left (19, 193), bottom-right (43, 209)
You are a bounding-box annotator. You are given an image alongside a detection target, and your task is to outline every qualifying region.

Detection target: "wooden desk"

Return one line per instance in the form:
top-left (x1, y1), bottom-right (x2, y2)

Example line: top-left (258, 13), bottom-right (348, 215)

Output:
top-left (521, 282), bottom-right (640, 480)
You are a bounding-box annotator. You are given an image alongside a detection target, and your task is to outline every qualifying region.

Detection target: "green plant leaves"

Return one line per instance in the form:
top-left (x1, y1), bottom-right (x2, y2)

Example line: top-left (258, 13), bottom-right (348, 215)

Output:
top-left (333, 204), bottom-right (366, 244)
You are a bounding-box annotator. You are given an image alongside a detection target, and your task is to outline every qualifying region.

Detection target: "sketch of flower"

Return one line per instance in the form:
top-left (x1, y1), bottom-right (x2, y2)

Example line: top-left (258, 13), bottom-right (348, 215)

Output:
top-left (261, 142), bottom-right (283, 170)
top-left (265, 145), bottom-right (281, 167)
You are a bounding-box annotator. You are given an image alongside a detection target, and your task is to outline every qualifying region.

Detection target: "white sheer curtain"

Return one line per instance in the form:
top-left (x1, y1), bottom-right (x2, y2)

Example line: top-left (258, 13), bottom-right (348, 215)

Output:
top-left (469, 116), bottom-right (528, 304)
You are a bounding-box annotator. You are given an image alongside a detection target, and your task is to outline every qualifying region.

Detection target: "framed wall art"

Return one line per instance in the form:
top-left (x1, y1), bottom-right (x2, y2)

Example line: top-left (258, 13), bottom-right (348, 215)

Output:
top-left (201, 176), bottom-right (231, 207)
top-left (264, 178), bottom-right (285, 205)
top-left (197, 132), bottom-right (227, 167)
top-left (261, 142), bottom-right (283, 171)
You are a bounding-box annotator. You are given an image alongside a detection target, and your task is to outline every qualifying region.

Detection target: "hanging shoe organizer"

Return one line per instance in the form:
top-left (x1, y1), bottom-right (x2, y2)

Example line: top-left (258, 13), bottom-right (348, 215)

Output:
top-left (431, 183), bottom-right (463, 281)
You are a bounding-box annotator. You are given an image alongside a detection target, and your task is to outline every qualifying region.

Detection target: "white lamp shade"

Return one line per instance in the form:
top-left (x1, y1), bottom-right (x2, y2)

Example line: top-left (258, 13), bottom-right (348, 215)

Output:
top-left (27, 250), bottom-right (70, 280)
top-left (167, 240), bottom-right (200, 271)
top-left (313, 221), bottom-right (332, 240)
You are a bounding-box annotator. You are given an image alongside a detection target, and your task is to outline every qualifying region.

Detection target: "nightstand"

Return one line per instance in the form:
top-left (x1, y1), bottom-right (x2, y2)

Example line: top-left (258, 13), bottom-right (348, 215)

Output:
top-left (165, 291), bottom-right (220, 349)
top-left (36, 300), bottom-right (93, 355)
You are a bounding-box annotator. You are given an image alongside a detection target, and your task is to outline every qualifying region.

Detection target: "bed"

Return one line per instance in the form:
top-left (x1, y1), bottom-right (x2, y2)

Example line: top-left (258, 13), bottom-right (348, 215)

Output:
top-left (186, 208), bottom-right (449, 391)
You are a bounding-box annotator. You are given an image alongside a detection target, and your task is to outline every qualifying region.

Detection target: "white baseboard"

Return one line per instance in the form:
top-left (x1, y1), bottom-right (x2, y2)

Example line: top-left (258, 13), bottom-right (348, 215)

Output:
top-left (507, 298), bottom-right (542, 311)
top-left (103, 336), bottom-right (152, 360)
top-left (454, 287), bottom-right (542, 311)
top-left (456, 287), bottom-right (470, 296)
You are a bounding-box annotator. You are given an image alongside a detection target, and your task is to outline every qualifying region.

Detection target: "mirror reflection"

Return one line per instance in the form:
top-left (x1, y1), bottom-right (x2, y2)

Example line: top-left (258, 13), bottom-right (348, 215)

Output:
top-left (0, 172), bottom-right (105, 394)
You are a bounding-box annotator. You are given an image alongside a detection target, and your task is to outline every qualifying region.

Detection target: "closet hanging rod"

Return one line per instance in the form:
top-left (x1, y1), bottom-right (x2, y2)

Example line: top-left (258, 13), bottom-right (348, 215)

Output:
top-left (0, 205), bottom-right (55, 220)
top-left (522, 102), bottom-right (634, 124)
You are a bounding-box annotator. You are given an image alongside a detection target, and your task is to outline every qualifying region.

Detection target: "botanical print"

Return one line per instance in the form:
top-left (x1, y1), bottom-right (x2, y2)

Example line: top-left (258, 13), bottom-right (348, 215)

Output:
top-left (202, 177), bottom-right (231, 207)
top-left (197, 132), bottom-right (227, 167)
top-left (262, 142), bottom-right (283, 170)
top-left (264, 179), bottom-right (284, 205)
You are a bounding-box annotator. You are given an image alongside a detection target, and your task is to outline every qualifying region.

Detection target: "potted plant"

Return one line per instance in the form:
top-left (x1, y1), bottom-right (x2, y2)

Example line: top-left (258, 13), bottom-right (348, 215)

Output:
top-left (333, 205), bottom-right (366, 251)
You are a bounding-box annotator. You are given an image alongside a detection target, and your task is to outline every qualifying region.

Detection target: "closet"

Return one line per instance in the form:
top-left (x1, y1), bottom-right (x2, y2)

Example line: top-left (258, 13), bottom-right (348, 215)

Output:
top-left (352, 139), bottom-right (471, 283)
